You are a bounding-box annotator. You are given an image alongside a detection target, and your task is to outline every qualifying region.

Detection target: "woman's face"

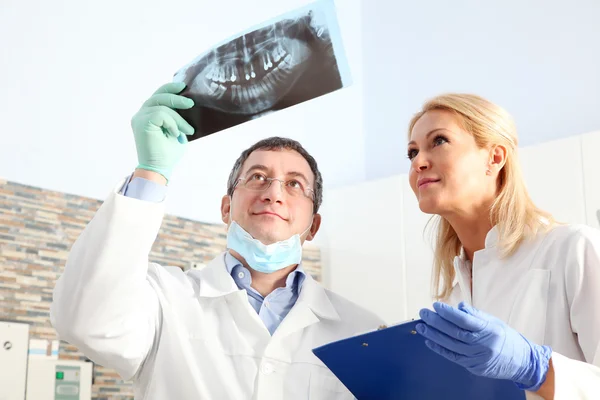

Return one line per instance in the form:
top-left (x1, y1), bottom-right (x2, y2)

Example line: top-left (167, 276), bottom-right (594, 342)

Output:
top-left (407, 110), bottom-right (498, 217)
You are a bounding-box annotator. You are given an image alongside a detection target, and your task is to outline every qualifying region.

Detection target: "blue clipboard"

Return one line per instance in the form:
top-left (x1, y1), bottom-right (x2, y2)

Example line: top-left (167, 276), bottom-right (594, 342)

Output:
top-left (312, 319), bottom-right (526, 400)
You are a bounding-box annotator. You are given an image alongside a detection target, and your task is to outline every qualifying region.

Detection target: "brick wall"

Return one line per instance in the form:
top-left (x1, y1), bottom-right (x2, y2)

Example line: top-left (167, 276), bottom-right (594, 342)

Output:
top-left (0, 178), bottom-right (321, 399)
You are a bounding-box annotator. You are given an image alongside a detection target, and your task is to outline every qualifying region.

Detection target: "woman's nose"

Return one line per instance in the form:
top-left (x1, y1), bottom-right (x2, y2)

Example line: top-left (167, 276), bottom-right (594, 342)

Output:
top-left (412, 152), bottom-right (430, 171)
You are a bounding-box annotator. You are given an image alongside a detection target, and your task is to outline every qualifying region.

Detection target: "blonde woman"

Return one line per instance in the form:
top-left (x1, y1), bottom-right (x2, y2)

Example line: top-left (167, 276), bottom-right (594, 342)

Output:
top-left (406, 94), bottom-right (600, 399)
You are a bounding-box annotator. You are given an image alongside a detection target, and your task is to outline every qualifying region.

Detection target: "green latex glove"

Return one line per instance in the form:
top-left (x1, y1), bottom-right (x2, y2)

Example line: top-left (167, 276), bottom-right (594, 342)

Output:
top-left (130, 82), bottom-right (195, 182)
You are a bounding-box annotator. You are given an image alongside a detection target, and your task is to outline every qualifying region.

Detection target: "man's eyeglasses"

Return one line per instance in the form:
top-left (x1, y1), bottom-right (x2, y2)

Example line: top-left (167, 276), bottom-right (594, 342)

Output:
top-left (235, 173), bottom-right (315, 201)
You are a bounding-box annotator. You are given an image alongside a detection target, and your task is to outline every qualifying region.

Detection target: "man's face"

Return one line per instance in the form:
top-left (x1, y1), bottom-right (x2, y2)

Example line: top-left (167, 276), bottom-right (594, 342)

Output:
top-left (221, 149), bottom-right (321, 245)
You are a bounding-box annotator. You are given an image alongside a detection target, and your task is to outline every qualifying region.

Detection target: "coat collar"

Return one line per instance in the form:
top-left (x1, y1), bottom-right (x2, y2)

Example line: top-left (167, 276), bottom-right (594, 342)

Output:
top-left (270, 272), bottom-right (340, 342)
top-left (193, 252), bottom-right (340, 322)
top-left (453, 225), bottom-right (500, 303)
top-left (457, 225), bottom-right (499, 261)
top-left (194, 252), bottom-right (240, 298)
top-left (296, 273), bottom-right (340, 321)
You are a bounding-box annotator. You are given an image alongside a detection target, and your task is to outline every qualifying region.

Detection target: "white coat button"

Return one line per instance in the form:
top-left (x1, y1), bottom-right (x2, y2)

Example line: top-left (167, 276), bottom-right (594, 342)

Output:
top-left (238, 272), bottom-right (245, 279)
top-left (260, 362), bottom-right (274, 375)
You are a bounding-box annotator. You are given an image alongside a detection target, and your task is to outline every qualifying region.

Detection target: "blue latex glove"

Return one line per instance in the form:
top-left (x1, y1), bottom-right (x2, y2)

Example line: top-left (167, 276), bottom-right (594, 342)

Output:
top-left (416, 302), bottom-right (552, 392)
top-left (130, 82), bottom-right (195, 182)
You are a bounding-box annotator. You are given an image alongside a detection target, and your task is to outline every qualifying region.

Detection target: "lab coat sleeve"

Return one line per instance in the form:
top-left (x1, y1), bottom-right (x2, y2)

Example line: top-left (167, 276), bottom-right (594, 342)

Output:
top-left (50, 185), bottom-right (166, 381)
top-left (551, 226), bottom-right (600, 399)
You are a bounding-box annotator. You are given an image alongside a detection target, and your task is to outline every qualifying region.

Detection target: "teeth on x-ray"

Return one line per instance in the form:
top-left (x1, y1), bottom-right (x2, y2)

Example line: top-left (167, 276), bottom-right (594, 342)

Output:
top-left (308, 9), bottom-right (328, 39)
top-left (206, 46), bottom-right (291, 89)
top-left (197, 33), bottom-right (304, 113)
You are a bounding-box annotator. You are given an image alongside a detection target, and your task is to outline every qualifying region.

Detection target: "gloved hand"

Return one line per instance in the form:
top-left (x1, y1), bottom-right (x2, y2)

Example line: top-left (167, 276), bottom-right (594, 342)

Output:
top-left (416, 301), bottom-right (552, 392)
top-left (131, 82), bottom-right (195, 182)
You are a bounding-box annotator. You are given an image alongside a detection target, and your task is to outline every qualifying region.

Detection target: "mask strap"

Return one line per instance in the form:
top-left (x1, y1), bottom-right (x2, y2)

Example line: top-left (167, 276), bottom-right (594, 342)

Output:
top-left (228, 195), bottom-right (234, 226)
top-left (299, 215), bottom-right (315, 238)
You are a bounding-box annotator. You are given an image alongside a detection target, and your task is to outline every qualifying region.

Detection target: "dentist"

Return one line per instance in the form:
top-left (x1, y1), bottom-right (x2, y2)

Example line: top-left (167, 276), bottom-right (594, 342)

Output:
top-left (50, 82), bottom-right (383, 400)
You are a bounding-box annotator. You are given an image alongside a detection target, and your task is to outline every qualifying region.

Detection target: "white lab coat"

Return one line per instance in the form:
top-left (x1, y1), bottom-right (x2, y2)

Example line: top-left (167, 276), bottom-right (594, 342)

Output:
top-left (447, 224), bottom-right (600, 399)
top-left (50, 182), bottom-right (385, 400)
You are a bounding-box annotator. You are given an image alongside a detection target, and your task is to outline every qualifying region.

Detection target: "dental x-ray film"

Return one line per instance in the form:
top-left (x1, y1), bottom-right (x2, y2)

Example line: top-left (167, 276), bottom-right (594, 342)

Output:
top-left (172, 0), bottom-right (351, 141)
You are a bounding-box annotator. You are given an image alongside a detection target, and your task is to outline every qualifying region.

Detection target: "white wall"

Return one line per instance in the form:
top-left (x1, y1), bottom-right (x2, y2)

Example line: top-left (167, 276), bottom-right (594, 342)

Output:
top-left (581, 131), bottom-right (600, 229)
top-left (0, 0), bottom-right (365, 224)
top-left (320, 130), bottom-right (600, 324)
top-left (519, 135), bottom-right (587, 225)
top-left (317, 175), bottom-right (407, 324)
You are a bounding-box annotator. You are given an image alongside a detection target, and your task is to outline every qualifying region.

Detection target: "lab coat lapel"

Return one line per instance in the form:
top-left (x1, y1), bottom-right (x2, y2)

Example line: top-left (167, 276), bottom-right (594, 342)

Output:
top-left (452, 227), bottom-right (500, 306)
top-left (195, 253), bottom-right (271, 344)
top-left (453, 251), bottom-right (473, 305)
top-left (195, 252), bottom-right (240, 298)
top-left (272, 274), bottom-right (340, 341)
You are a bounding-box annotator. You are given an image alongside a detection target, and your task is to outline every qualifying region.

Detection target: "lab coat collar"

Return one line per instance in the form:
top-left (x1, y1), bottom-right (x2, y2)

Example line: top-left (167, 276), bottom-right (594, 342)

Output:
top-left (195, 252), bottom-right (240, 298)
top-left (270, 272), bottom-right (340, 342)
top-left (484, 225), bottom-right (499, 248)
top-left (456, 225), bottom-right (499, 261)
top-left (296, 273), bottom-right (341, 321)
top-left (453, 225), bottom-right (499, 303)
top-left (195, 253), bottom-right (340, 321)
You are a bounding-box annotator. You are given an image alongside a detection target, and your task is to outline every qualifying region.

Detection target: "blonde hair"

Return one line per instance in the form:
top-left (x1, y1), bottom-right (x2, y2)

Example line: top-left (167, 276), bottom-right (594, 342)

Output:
top-left (408, 94), bottom-right (554, 301)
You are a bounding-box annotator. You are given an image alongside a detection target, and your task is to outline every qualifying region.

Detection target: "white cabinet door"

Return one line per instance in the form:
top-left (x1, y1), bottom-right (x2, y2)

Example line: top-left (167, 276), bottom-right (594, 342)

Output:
top-left (0, 320), bottom-right (30, 400)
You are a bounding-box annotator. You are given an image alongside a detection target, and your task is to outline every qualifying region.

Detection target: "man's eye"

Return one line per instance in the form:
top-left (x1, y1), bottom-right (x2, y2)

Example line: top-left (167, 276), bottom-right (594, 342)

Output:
top-left (287, 179), bottom-right (302, 189)
top-left (250, 173), bottom-right (266, 181)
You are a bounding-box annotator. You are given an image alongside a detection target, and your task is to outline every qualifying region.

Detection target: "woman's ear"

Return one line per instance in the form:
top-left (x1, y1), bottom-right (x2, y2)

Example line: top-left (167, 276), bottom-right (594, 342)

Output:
top-left (489, 144), bottom-right (507, 172)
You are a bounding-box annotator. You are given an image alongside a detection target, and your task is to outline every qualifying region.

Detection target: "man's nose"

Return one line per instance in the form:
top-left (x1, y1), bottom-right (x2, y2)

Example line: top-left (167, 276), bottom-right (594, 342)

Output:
top-left (261, 179), bottom-right (285, 203)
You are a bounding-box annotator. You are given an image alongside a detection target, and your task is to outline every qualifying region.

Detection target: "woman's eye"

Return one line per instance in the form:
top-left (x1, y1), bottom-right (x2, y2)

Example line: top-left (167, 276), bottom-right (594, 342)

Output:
top-left (433, 135), bottom-right (448, 146)
top-left (407, 149), bottom-right (418, 160)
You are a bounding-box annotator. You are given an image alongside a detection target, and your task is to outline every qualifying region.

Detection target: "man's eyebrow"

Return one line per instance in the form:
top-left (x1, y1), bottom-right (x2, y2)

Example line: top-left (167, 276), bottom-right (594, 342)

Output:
top-left (242, 165), bottom-right (313, 185)
top-left (287, 171), bottom-right (311, 185)
top-left (242, 164), bottom-right (269, 175)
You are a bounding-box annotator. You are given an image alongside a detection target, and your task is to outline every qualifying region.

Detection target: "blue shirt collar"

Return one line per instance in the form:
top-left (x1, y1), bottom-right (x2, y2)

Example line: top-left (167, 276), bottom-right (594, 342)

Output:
top-left (224, 251), bottom-right (306, 292)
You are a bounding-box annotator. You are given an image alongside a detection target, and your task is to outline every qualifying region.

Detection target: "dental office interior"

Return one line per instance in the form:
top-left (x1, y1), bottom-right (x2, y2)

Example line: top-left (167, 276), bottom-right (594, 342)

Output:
top-left (2, 0), bottom-right (600, 398)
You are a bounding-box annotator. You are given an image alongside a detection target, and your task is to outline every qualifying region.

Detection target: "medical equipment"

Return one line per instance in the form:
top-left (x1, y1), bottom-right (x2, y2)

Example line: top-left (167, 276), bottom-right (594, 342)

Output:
top-left (26, 358), bottom-right (93, 400)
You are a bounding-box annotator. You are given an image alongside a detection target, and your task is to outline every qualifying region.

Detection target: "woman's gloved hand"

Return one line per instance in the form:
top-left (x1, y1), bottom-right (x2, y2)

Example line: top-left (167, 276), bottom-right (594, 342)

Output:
top-left (416, 301), bottom-right (552, 392)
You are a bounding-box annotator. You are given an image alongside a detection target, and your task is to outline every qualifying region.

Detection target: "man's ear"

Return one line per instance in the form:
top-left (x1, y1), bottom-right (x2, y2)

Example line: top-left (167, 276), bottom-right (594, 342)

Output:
top-left (221, 195), bottom-right (231, 225)
top-left (305, 213), bottom-right (322, 241)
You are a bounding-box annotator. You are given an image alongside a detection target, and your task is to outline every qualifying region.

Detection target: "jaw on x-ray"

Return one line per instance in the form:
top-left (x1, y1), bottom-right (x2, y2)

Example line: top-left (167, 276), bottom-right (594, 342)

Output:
top-left (173, 0), bottom-right (351, 140)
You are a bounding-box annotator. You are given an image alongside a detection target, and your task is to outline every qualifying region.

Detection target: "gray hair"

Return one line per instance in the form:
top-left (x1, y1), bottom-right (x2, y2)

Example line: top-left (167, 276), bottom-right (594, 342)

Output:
top-left (226, 137), bottom-right (323, 213)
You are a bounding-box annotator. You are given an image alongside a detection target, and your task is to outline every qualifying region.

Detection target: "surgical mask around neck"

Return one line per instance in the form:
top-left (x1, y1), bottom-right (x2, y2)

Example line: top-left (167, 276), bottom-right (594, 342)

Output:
top-left (226, 200), bottom-right (313, 274)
